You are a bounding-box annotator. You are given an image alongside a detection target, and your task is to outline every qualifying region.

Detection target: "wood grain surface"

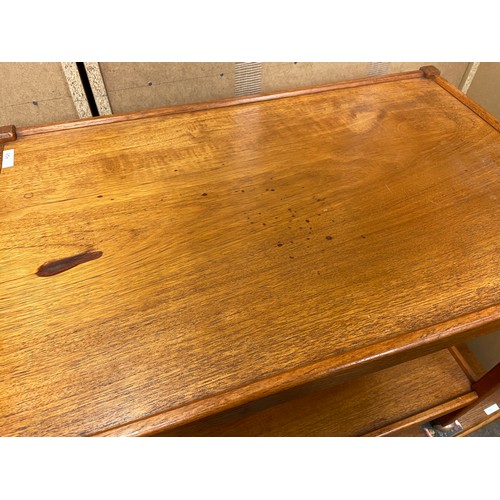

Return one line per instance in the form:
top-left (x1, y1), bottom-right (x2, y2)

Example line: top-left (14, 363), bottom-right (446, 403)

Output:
top-left (1, 72), bottom-right (500, 436)
top-left (364, 393), bottom-right (478, 437)
top-left (157, 349), bottom-right (475, 436)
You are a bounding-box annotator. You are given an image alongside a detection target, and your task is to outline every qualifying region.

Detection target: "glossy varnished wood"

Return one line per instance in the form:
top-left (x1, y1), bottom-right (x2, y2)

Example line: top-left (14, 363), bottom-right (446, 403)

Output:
top-left (17, 70), bottom-right (423, 137)
top-left (438, 362), bottom-right (500, 426)
top-left (364, 393), bottom-right (478, 437)
top-left (1, 71), bottom-right (500, 436)
top-left (456, 387), bottom-right (500, 436)
top-left (157, 349), bottom-right (475, 436)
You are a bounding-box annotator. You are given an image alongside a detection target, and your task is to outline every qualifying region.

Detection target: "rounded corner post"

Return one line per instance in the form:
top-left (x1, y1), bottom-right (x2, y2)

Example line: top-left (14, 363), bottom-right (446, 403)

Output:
top-left (420, 66), bottom-right (441, 79)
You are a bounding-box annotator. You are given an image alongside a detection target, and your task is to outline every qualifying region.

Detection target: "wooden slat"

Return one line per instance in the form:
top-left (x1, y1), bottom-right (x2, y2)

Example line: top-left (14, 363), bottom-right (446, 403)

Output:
top-left (438, 363), bottom-right (500, 427)
top-left (158, 350), bottom-right (473, 436)
top-left (448, 345), bottom-right (486, 382)
top-left (433, 75), bottom-right (500, 132)
top-left (17, 70), bottom-right (423, 137)
top-left (457, 388), bottom-right (500, 436)
top-left (364, 393), bottom-right (478, 437)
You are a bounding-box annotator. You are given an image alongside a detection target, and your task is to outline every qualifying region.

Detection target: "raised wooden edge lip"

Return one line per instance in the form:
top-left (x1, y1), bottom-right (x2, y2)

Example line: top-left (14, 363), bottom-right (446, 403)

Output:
top-left (16, 70), bottom-right (423, 138)
top-left (0, 125), bottom-right (17, 143)
top-left (419, 65), bottom-right (441, 79)
top-left (92, 304), bottom-right (500, 437)
top-left (363, 392), bottom-right (479, 437)
top-left (430, 73), bottom-right (500, 132)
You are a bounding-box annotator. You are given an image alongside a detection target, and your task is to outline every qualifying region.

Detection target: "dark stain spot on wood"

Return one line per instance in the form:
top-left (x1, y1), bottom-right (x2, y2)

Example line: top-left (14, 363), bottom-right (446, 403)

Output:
top-left (36, 250), bottom-right (103, 277)
top-left (289, 256), bottom-right (294, 259)
top-left (326, 236), bottom-right (333, 240)
top-left (305, 219), bottom-right (310, 223)
top-left (97, 195), bottom-right (103, 198)
top-left (201, 193), bottom-right (208, 196)
top-left (361, 235), bottom-right (366, 239)
top-left (277, 243), bottom-right (283, 247)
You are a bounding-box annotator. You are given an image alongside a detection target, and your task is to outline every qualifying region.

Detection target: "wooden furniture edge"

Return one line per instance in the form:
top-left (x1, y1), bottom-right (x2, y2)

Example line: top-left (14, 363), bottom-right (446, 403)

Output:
top-left (457, 411), bottom-right (500, 436)
top-left (363, 392), bottom-right (478, 437)
top-left (92, 304), bottom-right (500, 436)
top-left (448, 345), bottom-right (486, 382)
top-left (420, 65), bottom-right (500, 132)
top-left (16, 70), bottom-right (423, 138)
top-left (438, 363), bottom-right (500, 427)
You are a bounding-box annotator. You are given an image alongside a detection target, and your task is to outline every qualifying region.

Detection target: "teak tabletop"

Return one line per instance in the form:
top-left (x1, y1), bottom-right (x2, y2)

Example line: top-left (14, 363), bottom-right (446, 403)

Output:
top-left (1, 67), bottom-right (499, 436)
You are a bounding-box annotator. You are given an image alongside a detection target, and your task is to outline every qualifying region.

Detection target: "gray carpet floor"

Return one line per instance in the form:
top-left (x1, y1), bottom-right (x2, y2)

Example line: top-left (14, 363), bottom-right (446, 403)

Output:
top-left (466, 418), bottom-right (500, 437)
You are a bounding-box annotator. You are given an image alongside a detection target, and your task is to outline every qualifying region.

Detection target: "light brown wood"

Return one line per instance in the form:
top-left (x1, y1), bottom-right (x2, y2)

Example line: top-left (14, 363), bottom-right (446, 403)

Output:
top-left (157, 350), bottom-right (475, 436)
top-left (1, 71), bottom-right (499, 436)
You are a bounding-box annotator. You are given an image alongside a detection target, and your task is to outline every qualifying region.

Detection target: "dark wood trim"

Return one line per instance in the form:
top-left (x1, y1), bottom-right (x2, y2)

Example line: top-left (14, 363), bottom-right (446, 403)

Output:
top-left (472, 362), bottom-right (500, 396)
top-left (17, 70), bottom-right (423, 138)
top-left (419, 65), bottom-right (441, 79)
top-left (93, 304), bottom-right (500, 436)
top-left (0, 125), bottom-right (17, 143)
top-left (438, 362), bottom-right (500, 426)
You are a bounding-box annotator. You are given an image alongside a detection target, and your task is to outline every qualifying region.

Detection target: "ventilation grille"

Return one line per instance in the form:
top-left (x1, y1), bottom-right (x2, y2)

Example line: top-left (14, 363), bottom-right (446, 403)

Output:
top-left (235, 62), bottom-right (262, 96)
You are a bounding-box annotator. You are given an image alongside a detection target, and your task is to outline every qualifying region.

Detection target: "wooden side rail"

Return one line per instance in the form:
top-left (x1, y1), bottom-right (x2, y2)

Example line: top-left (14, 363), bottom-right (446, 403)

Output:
top-left (437, 362), bottom-right (500, 427)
